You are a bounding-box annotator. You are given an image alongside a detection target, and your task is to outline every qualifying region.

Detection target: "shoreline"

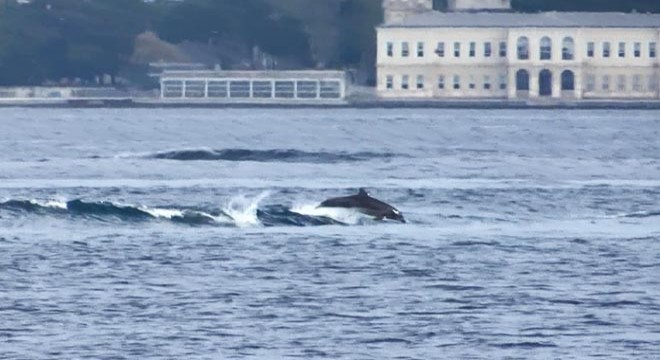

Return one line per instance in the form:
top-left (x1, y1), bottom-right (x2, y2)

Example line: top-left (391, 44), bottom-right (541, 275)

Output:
top-left (2, 98), bottom-right (660, 110)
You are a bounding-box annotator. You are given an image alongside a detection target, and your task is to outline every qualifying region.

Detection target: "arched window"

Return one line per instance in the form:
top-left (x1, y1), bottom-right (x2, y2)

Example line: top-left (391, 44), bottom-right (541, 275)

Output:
top-left (562, 37), bottom-right (575, 60)
top-left (561, 70), bottom-right (575, 90)
top-left (517, 37), bottom-right (529, 60)
top-left (540, 37), bottom-right (552, 60)
top-left (539, 69), bottom-right (553, 96)
top-left (516, 69), bottom-right (530, 91)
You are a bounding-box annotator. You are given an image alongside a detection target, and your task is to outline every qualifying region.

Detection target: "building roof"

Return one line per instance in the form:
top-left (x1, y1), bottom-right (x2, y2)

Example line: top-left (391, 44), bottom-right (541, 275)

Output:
top-left (381, 11), bottom-right (660, 29)
top-left (159, 70), bottom-right (346, 80)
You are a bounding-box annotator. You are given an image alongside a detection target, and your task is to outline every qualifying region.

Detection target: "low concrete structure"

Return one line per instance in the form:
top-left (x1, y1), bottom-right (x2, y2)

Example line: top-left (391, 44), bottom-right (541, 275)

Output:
top-left (0, 87), bottom-right (155, 105)
top-left (158, 70), bottom-right (347, 104)
top-left (0, 87), bottom-right (78, 99)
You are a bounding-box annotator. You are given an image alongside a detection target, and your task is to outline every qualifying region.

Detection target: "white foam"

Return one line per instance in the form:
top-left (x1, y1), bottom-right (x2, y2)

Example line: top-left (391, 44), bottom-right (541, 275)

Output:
top-left (222, 191), bottom-right (270, 228)
top-left (30, 199), bottom-right (68, 210)
top-left (139, 206), bottom-right (184, 219)
top-left (290, 203), bottom-right (371, 225)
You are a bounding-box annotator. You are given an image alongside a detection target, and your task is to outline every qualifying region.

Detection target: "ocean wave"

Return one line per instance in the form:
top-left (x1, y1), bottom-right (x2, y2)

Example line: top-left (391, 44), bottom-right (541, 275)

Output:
top-left (619, 211), bottom-right (660, 219)
top-left (0, 199), bottom-right (68, 213)
top-left (0, 199), bottom-right (223, 225)
top-left (140, 148), bottom-right (399, 163)
top-left (0, 195), bottom-right (373, 228)
top-left (6, 177), bottom-right (658, 191)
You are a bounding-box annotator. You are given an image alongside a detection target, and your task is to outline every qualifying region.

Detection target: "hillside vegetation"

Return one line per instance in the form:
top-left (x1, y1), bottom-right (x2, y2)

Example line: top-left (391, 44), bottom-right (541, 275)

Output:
top-left (0, 0), bottom-right (658, 86)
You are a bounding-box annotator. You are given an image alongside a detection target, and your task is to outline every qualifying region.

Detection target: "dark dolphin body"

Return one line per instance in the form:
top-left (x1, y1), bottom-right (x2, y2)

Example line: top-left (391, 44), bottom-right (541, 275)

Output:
top-left (317, 189), bottom-right (406, 223)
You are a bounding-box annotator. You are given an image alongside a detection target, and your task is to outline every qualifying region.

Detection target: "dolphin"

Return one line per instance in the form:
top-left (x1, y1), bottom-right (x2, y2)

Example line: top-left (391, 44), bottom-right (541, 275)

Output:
top-left (317, 188), bottom-right (406, 223)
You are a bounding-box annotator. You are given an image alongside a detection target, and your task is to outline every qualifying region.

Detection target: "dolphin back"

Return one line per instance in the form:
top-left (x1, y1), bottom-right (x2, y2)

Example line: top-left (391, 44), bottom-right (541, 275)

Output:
top-left (317, 189), bottom-right (405, 222)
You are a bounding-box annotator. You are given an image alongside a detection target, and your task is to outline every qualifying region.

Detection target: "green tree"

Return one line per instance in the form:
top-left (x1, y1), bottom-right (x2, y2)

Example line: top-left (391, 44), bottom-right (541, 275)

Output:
top-left (0, 0), bottom-right (152, 85)
top-left (155, 0), bottom-right (312, 66)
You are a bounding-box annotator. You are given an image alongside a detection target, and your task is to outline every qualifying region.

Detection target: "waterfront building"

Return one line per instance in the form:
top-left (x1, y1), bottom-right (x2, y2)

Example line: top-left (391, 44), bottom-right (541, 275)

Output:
top-left (378, 0), bottom-right (660, 100)
top-left (159, 70), bottom-right (347, 103)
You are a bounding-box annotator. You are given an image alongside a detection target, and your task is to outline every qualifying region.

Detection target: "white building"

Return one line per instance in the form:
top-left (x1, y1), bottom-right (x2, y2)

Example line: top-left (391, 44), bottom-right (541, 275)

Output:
top-left (378, 0), bottom-right (660, 100)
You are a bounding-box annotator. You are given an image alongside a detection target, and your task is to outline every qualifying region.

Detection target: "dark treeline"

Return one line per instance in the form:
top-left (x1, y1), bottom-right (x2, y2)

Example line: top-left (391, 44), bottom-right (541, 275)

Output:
top-left (0, 0), bottom-right (315, 86)
top-left (512, 0), bottom-right (660, 13)
top-left (0, 0), bottom-right (659, 86)
top-left (0, 0), bottom-right (152, 85)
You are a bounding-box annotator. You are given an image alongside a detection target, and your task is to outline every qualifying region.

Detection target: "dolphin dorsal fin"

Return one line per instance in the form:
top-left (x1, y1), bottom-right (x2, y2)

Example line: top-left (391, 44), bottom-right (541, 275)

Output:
top-left (358, 188), bottom-right (369, 197)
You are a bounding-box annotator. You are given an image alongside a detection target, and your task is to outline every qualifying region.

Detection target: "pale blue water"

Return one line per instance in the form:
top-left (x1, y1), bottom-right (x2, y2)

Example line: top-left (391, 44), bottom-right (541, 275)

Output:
top-left (1, 108), bottom-right (659, 359)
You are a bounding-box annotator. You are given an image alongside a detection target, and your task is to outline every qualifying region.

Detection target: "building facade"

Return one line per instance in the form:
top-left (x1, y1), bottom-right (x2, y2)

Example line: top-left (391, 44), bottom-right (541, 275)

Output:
top-left (378, 0), bottom-right (660, 100)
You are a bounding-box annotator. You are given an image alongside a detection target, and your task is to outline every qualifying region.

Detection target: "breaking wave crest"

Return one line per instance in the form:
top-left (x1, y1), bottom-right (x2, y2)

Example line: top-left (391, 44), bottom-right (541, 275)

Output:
top-left (0, 195), bottom-right (365, 228)
top-left (0, 199), bottom-right (225, 225)
top-left (142, 148), bottom-right (399, 163)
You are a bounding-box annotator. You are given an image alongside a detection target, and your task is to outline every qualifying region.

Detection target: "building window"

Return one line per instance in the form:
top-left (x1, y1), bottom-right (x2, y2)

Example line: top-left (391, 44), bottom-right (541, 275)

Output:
top-left (416, 75), bottom-right (424, 89)
top-left (618, 42), bottom-right (626, 58)
top-left (417, 42), bottom-right (425, 57)
top-left (436, 42), bottom-right (445, 57)
top-left (540, 37), bottom-right (552, 60)
top-left (499, 42), bottom-right (507, 57)
top-left (386, 75), bottom-right (394, 89)
top-left (469, 75), bottom-right (476, 89)
top-left (484, 42), bottom-right (492, 57)
top-left (516, 70), bottom-right (530, 91)
top-left (651, 42), bottom-right (657, 58)
top-left (453, 75), bottom-right (461, 89)
top-left (402, 75), bottom-right (409, 90)
top-left (402, 42), bottom-right (409, 57)
top-left (517, 37), bottom-right (529, 60)
top-left (207, 81), bottom-right (228, 98)
top-left (185, 80), bottom-right (207, 98)
top-left (499, 74), bottom-right (507, 90)
top-left (469, 42), bottom-right (476, 57)
top-left (603, 42), bottom-right (611, 58)
top-left (587, 42), bottom-right (595, 57)
top-left (539, 70), bottom-right (552, 96)
top-left (438, 75), bottom-right (445, 89)
top-left (296, 81), bottom-right (317, 99)
top-left (561, 70), bottom-right (575, 91)
top-left (484, 75), bottom-right (491, 90)
top-left (634, 42), bottom-right (641, 58)
top-left (229, 81), bottom-right (250, 98)
top-left (386, 42), bottom-right (394, 57)
top-left (586, 74), bottom-right (596, 91)
top-left (602, 75), bottom-right (610, 91)
top-left (633, 75), bottom-right (642, 92)
top-left (617, 75), bottom-right (626, 91)
top-left (163, 80), bottom-right (184, 98)
top-left (562, 37), bottom-right (574, 60)
top-left (274, 81), bottom-right (295, 98)
top-left (454, 42), bottom-right (461, 57)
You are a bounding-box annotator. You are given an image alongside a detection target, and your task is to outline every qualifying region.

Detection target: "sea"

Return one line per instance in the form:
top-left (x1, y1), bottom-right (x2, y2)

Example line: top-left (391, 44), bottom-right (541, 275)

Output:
top-left (1, 108), bottom-right (659, 359)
